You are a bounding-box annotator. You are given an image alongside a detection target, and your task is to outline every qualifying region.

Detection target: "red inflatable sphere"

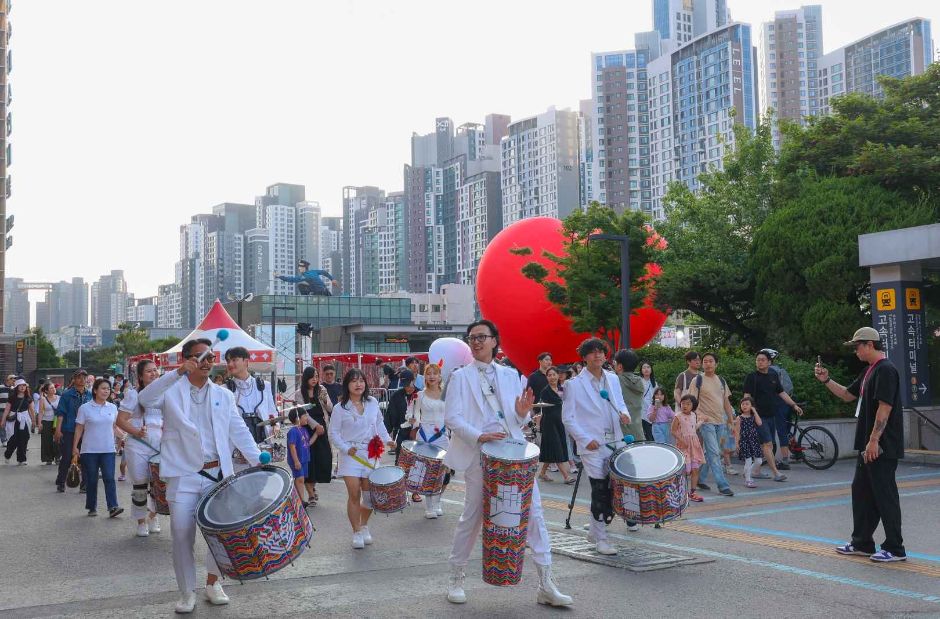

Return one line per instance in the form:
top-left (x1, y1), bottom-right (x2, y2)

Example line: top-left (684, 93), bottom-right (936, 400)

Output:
top-left (476, 217), bottom-right (668, 375)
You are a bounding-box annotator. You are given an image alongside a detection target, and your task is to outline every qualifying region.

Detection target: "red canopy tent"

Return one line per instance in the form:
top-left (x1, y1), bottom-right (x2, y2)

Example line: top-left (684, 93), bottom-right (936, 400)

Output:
top-left (311, 352), bottom-right (429, 389)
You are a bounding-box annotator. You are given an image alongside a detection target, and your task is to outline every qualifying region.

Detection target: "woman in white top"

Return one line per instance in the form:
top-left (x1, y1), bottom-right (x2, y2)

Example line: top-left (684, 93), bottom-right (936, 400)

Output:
top-left (409, 363), bottom-right (449, 519)
top-left (640, 362), bottom-right (657, 442)
top-left (116, 360), bottom-right (163, 537)
top-left (72, 379), bottom-right (124, 518)
top-left (37, 382), bottom-right (60, 465)
top-left (3, 379), bottom-right (36, 464)
top-left (327, 368), bottom-right (395, 550)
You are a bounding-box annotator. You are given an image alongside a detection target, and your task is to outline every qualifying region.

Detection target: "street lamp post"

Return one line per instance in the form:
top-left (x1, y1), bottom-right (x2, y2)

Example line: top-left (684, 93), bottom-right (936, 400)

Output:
top-left (227, 293), bottom-right (254, 329)
top-left (270, 305), bottom-right (294, 400)
top-left (587, 233), bottom-right (630, 349)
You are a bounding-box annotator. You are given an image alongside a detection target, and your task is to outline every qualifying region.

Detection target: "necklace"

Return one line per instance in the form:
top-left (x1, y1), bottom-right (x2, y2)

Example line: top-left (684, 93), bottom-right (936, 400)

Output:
top-left (234, 377), bottom-right (255, 397)
top-left (190, 383), bottom-right (209, 405)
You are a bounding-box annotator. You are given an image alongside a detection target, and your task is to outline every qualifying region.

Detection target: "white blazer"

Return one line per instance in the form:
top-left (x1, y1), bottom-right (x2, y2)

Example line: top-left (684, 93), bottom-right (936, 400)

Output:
top-left (562, 368), bottom-right (626, 455)
top-left (444, 362), bottom-right (529, 471)
top-left (137, 370), bottom-right (261, 479)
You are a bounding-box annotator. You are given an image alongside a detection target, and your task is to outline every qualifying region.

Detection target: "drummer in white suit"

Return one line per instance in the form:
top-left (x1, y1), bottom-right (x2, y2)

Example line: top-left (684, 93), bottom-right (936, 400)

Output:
top-left (138, 338), bottom-right (262, 615)
top-left (561, 337), bottom-right (632, 556)
top-left (443, 319), bottom-right (573, 607)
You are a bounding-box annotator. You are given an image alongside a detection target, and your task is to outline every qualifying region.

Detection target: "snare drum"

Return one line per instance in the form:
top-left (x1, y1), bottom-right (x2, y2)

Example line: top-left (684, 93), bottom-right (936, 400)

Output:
top-left (196, 465), bottom-right (313, 581)
top-left (398, 441), bottom-right (447, 496)
top-left (148, 454), bottom-right (170, 516)
top-left (368, 466), bottom-right (407, 514)
top-left (480, 440), bottom-right (540, 586)
top-left (609, 442), bottom-right (687, 525)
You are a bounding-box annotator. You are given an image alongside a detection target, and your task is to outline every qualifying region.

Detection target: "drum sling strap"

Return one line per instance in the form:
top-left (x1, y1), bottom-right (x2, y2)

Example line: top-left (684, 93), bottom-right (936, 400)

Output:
top-left (589, 476), bottom-right (615, 524)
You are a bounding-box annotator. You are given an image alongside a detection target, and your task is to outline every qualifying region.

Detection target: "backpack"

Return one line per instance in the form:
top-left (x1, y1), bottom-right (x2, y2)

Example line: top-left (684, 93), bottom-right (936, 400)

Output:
top-left (694, 373), bottom-right (727, 395)
top-left (226, 376), bottom-right (266, 415)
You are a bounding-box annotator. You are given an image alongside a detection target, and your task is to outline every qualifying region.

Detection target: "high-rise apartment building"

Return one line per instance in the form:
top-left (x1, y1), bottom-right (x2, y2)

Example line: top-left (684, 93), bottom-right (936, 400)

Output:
top-left (320, 216), bottom-right (343, 283)
top-left (653, 0), bottom-right (729, 49)
top-left (127, 296), bottom-right (158, 325)
top-left (818, 18), bottom-right (933, 116)
top-left (578, 99), bottom-right (595, 208)
top-left (342, 186), bottom-right (386, 296)
top-left (177, 221), bottom-right (206, 329)
top-left (648, 22), bottom-right (758, 219)
top-left (156, 283), bottom-right (182, 329)
top-left (2, 278), bottom-right (27, 333)
top-left (208, 202), bottom-right (254, 303)
top-left (295, 201), bottom-right (322, 271)
top-left (500, 107), bottom-right (580, 226)
top-left (35, 278), bottom-right (88, 332)
top-left (357, 192), bottom-right (407, 295)
top-left (245, 227), bottom-right (270, 296)
top-left (0, 1), bottom-right (11, 331)
top-left (759, 6), bottom-right (823, 148)
top-left (90, 270), bottom-right (128, 330)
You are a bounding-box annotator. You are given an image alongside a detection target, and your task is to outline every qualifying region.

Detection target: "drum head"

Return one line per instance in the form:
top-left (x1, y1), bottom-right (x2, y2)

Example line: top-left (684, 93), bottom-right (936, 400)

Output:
top-left (402, 440), bottom-right (446, 460)
top-left (198, 466), bottom-right (289, 530)
top-left (610, 443), bottom-right (684, 482)
top-left (481, 439), bottom-right (540, 462)
top-left (369, 466), bottom-right (404, 486)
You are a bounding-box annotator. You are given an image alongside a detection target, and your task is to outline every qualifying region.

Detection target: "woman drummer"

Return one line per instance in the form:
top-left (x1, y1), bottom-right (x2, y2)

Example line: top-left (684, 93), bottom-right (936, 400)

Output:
top-left (327, 368), bottom-right (395, 550)
top-left (410, 362), bottom-right (450, 518)
top-left (294, 366), bottom-right (333, 506)
top-left (116, 359), bottom-right (163, 537)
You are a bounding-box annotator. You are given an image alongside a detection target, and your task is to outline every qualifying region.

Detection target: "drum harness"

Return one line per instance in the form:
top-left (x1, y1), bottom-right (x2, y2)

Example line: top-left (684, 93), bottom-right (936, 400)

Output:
top-left (228, 376), bottom-right (267, 444)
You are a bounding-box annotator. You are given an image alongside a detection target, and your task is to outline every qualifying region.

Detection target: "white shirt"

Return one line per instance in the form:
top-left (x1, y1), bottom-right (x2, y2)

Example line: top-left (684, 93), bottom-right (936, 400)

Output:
top-left (190, 382), bottom-right (219, 461)
top-left (233, 376), bottom-right (276, 418)
top-left (118, 387), bottom-right (163, 456)
top-left (327, 398), bottom-right (391, 455)
top-left (641, 378), bottom-right (655, 422)
top-left (76, 401), bottom-right (119, 454)
top-left (39, 395), bottom-right (59, 422)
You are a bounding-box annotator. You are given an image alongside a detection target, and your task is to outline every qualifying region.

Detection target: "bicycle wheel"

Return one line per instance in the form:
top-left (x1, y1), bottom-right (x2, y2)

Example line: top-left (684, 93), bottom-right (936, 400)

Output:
top-left (799, 426), bottom-right (839, 470)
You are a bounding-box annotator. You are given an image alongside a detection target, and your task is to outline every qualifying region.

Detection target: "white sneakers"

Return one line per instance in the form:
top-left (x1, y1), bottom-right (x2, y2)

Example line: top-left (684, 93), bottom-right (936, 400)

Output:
top-left (446, 567), bottom-right (467, 604)
top-left (425, 509), bottom-right (438, 519)
top-left (148, 516), bottom-right (161, 533)
top-left (136, 522), bottom-right (150, 537)
top-left (627, 523), bottom-right (640, 532)
top-left (174, 592), bottom-right (196, 614)
top-left (205, 582), bottom-right (229, 605)
top-left (351, 532), bottom-right (365, 549)
top-left (536, 564), bottom-right (573, 606)
top-left (596, 539), bottom-right (617, 555)
top-left (360, 526), bottom-right (373, 545)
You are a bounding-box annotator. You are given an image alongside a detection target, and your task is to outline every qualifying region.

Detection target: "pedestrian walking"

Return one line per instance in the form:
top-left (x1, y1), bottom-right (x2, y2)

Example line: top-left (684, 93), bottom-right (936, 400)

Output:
top-left (673, 351), bottom-right (701, 411)
top-left (613, 349), bottom-right (647, 445)
top-left (734, 396), bottom-right (764, 488)
top-left (687, 352), bottom-right (735, 496)
top-left (816, 327), bottom-right (907, 563)
top-left (536, 367), bottom-right (574, 484)
top-left (761, 348), bottom-right (796, 469)
top-left (71, 378), bottom-right (123, 518)
top-left (672, 394), bottom-right (705, 503)
top-left (0, 374), bottom-right (14, 446)
top-left (639, 362), bottom-right (657, 441)
top-left (3, 379), bottom-right (36, 465)
top-left (743, 351), bottom-right (802, 482)
top-left (294, 366), bottom-right (333, 507)
top-left (648, 387), bottom-right (675, 445)
top-left (55, 370), bottom-right (92, 493)
top-left (37, 382), bottom-right (60, 465)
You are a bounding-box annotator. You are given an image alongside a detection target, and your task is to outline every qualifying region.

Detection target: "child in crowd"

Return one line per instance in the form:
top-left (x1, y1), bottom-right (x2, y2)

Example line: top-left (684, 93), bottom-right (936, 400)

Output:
top-left (287, 408), bottom-right (312, 506)
top-left (734, 396), bottom-right (764, 488)
top-left (671, 394), bottom-right (705, 502)
top-left (648, 387), bottom-right (675, 445)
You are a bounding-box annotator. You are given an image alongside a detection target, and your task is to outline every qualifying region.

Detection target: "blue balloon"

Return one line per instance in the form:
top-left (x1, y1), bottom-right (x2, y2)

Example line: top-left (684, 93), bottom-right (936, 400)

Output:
top-left (624, 434), bottom-right (635, 444)
top-left (258, 451), bottom-right (271, 465)
top-left (217, 329), bottom-right (230, 341)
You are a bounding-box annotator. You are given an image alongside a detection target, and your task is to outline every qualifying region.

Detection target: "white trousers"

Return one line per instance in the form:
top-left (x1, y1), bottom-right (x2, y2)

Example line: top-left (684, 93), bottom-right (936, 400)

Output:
top-left (167, 472), bottom-right (220, 594)
top-left (125, 448), bottom-right (156, 520)
top-left (448, 462), bottom-right (552, 568)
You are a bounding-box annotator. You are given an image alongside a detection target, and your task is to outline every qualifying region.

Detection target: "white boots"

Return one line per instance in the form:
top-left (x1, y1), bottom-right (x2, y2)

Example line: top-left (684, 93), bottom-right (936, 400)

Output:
top-left (205, 582), bottom-right (229, 605)
top-left (446, 567), bottom-right (467, 603)
top-left (174, 592), bottom-right (196, 614)
top-left (425, 494), bottom-right (445, 518)
top-left (445, 564), bottom-right (573, 607)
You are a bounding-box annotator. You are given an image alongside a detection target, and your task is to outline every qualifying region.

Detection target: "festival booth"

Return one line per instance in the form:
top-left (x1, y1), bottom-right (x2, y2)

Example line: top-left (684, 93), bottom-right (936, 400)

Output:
top-left (159, 300), bottom-right (275, 372)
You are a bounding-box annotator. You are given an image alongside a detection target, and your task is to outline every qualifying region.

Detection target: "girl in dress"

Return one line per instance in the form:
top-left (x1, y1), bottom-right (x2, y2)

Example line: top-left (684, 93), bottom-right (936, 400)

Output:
top-left (410, 363), bottom-right (450, 518)
top-left (648, 387), bottom-right (675, 445)
top-left (536, 367), bottom-right (574, 484)
top-left (3, 379), bottom-right (35, 465)
top-left (294, 367), bottom-right (333, 506)
top-left (328, 369), bottom-right (395, 549)
top-left (287, 408), bottom-right (312, 506)
top-left (734, 396), bottom-right (764, 488)
top-left (671, 394), bottom-right (705, 502)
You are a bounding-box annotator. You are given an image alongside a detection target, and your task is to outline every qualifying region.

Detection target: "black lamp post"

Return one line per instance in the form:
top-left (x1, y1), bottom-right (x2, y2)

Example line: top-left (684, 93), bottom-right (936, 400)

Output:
top-left (587, 233), bottom-right (630, 349)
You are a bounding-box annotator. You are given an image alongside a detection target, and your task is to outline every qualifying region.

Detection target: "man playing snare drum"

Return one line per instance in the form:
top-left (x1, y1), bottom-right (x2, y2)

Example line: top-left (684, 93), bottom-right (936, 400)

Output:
top-left (443, 319), bottom-right (572, 607)
top-left (138, 338), bottom-right (262, 614)
top-left (562, 337), bottom-right (632, 555)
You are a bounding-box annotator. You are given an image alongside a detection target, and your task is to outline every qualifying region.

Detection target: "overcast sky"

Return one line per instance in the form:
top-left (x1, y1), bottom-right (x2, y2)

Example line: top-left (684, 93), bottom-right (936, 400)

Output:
top-left (9, 1), bottom-right (939, 300)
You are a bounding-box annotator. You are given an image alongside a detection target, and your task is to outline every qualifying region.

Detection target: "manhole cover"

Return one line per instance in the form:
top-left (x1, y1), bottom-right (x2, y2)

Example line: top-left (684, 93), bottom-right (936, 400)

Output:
top-left (550, 531), bottom-right (712, 571)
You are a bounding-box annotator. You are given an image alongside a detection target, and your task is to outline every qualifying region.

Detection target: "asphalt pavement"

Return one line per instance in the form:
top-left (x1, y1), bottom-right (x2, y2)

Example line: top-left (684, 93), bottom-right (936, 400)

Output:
top-left (2, 449), bottom-right (939, 618)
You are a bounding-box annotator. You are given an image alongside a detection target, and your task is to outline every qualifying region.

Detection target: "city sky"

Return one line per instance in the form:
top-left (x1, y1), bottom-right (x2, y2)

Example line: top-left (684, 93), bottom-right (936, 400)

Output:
top-left (9, 0), bottom-right (940, 300)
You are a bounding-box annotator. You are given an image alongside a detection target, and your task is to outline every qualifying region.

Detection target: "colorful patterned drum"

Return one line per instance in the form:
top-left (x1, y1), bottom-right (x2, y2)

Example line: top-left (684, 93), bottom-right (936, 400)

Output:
top-left (148, 454), bottom-right (170, 516)
top-left (480, 439), bottom-right (540, 586)
top-left (398, 440), bottom-right (447, 496)
top-left (368, 466), bottom-right (407, 514)
top-left (609, 442), bottom-right (688, 525)
top-left (196, 465), bottom-right (313, 581)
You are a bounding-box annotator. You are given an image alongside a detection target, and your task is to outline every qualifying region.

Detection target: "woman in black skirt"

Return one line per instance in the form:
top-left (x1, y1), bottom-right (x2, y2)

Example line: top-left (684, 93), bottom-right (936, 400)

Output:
top-left (536, 367), bottom-right (575, 484)
top-left (295, 366), bottom-right (333, 506)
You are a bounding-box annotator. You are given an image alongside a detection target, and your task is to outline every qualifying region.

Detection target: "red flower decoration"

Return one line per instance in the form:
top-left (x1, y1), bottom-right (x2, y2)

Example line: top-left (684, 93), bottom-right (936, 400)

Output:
top-left (367, 435), bottom-right (385, 461)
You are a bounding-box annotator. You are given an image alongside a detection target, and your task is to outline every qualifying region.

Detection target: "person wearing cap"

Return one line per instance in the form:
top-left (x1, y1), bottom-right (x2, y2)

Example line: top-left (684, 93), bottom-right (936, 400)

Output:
top-left (54, 370), bottom-right (93, 492)
top-left (0, 374), bottom-right (15, 446)
top-left (275, 259), bottom-right (337, 296)
top-left (3, 379), bottom-right (36, 464)
top-left (815, 327), bottom-right (907, 563)
top-left (386, 369), bottom-right (423, 502)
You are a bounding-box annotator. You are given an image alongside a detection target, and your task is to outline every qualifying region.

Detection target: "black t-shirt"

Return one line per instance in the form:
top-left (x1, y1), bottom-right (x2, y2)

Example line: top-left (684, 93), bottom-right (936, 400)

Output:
top-left (847, 359), bottom-right (904, 459)
top-left (742, 370), bottom-right (784, 419)
top-left (322, 382), bottom-right (342, 406)
top-left (527, 370), bottom-right (549, 400)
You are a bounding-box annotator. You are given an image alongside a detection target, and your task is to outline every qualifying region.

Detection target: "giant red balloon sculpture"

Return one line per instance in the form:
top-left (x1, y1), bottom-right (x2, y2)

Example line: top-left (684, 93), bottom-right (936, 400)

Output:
top-left (476, 217), bottom-right (668, 375)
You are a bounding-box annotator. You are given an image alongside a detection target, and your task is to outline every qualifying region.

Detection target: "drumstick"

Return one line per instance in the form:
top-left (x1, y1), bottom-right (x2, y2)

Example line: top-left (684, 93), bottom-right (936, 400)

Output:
top-left (195, 329), bottom-right (230, 364)
top-left (606, 434), bottom-right (635, 451)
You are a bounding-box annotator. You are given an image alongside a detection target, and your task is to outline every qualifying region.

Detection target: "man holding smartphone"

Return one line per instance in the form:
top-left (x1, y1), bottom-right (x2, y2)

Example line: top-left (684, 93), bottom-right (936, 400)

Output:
top-left (815, 327), bottom-right (906, 563)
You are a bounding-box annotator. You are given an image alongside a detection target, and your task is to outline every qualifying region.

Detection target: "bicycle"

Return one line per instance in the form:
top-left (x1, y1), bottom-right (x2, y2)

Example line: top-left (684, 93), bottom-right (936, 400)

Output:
top-left (785, 402), bottom-right (839, 470)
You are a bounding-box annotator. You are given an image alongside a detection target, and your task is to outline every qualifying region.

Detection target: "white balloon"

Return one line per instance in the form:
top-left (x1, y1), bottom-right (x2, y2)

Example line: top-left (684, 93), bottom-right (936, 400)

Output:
top-left (428, 337), bottom-right (473, 380)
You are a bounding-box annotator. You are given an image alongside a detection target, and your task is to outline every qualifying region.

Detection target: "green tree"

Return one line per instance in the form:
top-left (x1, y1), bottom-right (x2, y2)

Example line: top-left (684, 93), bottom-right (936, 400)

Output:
top-left (29, 328), bottom-right (62, 368)
top-left (114, 322), bottom-right (153, 359)
top-left (779, 63), bottom-right (940, 199)
top-left (655, 118), bottom-right (778, 348)
top-left (520, 202), bottom-right (654, 349)
top-left (752, 176), bottom-right (939, 358)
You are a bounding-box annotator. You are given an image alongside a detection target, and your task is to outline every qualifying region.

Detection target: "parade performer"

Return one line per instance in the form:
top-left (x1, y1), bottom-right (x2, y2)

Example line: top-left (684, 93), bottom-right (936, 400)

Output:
top-left (443, 319), bottom-right (572, 607)
top-left (138, 338), bottom-right (262, 614)
top-left (562, 338), bottom-right (632, 555)
top-left (276, 259), bottom-right (338, 296)
top-left (294, 366), bottom-right (333, 506)
top-left (327, 368), bottom-right (395, 550)
top-left (412, 362), bottom-right (449, 518)
top-left (116, 359), bottom-right (163, 537)
top-left (224, 346), bottom-right (277, 444)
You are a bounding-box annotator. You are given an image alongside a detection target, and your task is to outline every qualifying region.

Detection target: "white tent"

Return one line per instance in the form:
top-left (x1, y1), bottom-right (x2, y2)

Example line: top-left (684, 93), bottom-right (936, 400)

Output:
top-left (159, 300), bottom-right (275, 371)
